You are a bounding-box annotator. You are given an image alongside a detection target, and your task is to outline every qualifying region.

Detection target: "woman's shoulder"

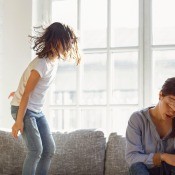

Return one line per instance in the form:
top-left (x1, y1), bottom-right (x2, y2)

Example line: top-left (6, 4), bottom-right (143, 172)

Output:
top-left (129, 107), bottom-right (150, 124)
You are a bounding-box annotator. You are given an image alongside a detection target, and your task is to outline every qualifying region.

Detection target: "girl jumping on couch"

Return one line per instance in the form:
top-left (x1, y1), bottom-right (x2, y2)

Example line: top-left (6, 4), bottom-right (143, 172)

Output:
top-left (9, 22), bottom-right (81, 175)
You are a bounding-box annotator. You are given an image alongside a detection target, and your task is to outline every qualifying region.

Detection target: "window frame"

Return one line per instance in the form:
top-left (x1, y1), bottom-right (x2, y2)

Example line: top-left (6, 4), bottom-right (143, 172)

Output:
top-left (45, 0), bottom-right (175, 134)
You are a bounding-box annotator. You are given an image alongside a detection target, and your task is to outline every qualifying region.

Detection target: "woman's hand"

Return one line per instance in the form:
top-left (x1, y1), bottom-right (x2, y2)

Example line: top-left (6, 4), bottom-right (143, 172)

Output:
top-left (161, 153), bottom-right (175, 166)
top-left (12, 121), bottom-right (24, 138)
top-left (8, 91), bottom-right (15, 99)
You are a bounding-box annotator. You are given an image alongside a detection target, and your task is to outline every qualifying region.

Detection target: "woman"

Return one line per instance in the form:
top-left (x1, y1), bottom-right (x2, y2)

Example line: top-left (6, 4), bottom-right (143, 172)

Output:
top-left (126, 77), bottom-right (175, 175)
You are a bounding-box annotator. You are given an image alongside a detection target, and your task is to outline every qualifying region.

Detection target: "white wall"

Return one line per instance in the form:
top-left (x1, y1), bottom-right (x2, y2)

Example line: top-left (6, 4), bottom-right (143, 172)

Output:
top-left (0, 0), bottom-right (32, 129)
top-left (0, 0), bottom-right (3, 125)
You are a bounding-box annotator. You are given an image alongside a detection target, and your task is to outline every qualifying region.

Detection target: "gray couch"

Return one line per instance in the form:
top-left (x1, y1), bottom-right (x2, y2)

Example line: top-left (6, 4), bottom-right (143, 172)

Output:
top-left (0, 129), bottom-right (129, 175)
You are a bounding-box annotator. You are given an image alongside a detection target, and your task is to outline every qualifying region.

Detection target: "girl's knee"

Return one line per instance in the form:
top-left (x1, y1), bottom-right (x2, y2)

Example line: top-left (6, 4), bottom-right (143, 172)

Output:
top-left (42, 142), bottom-right (56, 158)
top-left (46, 145), bottom-right (56, 158)
top-left (49, 140), bottom-right (56, 155)
top-left (35, 150), bottom-right (43, 159)
top-left (28, 148), bottom-right (43, 160)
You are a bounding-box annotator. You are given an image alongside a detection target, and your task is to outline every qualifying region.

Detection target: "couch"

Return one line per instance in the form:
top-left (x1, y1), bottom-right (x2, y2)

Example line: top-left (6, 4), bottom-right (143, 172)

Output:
top-left (0, 129), bottom-right (129, 175)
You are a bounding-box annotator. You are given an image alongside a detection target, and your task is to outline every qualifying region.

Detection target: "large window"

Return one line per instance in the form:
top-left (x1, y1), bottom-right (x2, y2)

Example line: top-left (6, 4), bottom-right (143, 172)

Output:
top-left (152, 0), bottom-right (175, 104)
top-left (48, 0), bottom-right (175, 136)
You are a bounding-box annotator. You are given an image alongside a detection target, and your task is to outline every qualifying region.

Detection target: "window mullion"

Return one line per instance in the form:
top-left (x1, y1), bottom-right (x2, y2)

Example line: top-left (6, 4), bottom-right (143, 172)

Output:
top-left (107, 0), bottom-right (112, 107)
top-left (152, 45), bottom-right (175, 50)
top-left (138, 0), bottom-right (144, 108)
top-left (77, 0), bottom-right (82, 128)
top-left (143, 0), bottom-right (152, 107)
top-left (76, 0), bottom-right (81, 108)
top-left (106, 0), bottom-right (112, 134)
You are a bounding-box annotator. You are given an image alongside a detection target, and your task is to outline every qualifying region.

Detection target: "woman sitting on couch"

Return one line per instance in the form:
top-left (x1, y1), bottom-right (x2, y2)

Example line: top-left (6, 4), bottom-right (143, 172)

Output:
top-left (126, 77), bottom-right (175, 175)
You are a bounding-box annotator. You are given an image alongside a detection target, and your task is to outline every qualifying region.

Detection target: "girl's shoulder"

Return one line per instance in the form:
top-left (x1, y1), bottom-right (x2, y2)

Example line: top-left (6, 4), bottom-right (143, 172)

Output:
top-left (29, 57), bottom-right (47, 67)
top-left (28, 57), bottom-right (47, 75)
top-left (34, 56), bottom-right (46, 63)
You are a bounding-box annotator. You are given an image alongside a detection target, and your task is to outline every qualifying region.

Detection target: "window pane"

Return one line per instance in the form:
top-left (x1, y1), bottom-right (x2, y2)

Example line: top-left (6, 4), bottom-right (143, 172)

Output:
top-left (49, 109), bottom-right (63, 131)
top-left (111, 106), bottom-right (138, 136)
top-left (52, 0), bottom-right (77, 29)
top-left (63, 109), bottom-right (78, 130)
top-left (111, 52), bottom-right (138, 104)
top-left (152, 0), bottom-right (175, 45)
top-left (81, 0), bottom-right (107, 48)
top-left (50, 60), bottom-right (77, 105)
top-left (49, 109), bottom-right (78, 131)
top-left (152, 50), bottom-right (175, 103)
top-left (111, 0), bottom-right (138, 47)
top-left (81, 108), bottom-right (106, 129)
top-left (82, 53), bottom-right (107, 105)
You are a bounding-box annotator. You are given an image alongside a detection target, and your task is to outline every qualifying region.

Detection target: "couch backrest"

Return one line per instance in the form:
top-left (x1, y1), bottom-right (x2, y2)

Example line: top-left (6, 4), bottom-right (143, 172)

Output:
top-left (0, 130), bottom-right (26, 175)
top-left (105, 133), bottom-right (129, 175)
top-left (0, 130), bottom-right (129, 175)
top-left (50, 129), bottom-right (106, 175)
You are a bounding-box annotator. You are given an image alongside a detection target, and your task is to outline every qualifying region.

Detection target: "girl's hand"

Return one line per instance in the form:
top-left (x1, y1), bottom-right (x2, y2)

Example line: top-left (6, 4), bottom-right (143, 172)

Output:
top-left (8, 91), bottom-right (15, 99)
top-left (12, 121), bottom-right (24, 138)
top-left (161, 153), bottom-right (175, 166)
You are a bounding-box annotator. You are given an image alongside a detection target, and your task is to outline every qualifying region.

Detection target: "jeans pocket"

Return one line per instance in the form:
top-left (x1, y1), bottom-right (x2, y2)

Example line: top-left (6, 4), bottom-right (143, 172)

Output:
top-left (11, 113), bottom-right (17, 121)
top-left (11, 106), bottom-right (19, 121)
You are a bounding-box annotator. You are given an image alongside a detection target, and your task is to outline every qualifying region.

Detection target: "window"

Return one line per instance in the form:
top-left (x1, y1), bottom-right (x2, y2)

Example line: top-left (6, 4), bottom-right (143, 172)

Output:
top-left (48, 0), bottom-right (175, 136)
top-left (152, 0), bottom-right (175, 104)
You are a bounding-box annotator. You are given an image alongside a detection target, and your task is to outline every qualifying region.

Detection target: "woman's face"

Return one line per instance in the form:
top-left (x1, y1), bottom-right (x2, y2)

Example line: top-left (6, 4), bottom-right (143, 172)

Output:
top-left (159, 93), bottom-right (175, 120)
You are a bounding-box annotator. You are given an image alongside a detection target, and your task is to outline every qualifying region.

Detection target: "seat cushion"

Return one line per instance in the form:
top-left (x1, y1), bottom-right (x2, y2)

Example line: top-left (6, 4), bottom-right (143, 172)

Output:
top-left (50, 129), bottom-right (106, 175)
top-left (105, 133), bottom-right (129, 175)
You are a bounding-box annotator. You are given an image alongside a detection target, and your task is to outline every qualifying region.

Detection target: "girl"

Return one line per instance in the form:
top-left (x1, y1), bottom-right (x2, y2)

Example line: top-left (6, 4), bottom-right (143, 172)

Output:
top-left (126, 77), bottom-right (175, 175)
top-left (10, 22), bottom-right (81, 175)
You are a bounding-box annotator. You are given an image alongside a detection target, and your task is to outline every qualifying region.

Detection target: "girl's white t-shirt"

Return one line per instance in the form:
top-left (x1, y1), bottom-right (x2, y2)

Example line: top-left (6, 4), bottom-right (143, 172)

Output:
top-left (11, 57), bottom-right (58, 112)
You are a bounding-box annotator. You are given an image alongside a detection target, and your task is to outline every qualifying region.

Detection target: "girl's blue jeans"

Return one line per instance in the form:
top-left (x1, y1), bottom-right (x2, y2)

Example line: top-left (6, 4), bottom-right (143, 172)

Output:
top-left (129, 162), bottom-right (175, 175)
top-left (11, 105), bottom-right (56, 175)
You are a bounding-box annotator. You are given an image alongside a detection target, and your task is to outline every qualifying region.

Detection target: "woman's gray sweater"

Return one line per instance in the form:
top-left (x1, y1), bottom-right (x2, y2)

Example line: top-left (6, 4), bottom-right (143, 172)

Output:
top-left (125, 107), bottom-right (175, 168)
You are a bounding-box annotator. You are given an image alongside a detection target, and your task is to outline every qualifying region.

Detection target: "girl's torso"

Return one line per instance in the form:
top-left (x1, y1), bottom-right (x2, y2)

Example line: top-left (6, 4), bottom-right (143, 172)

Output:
top-left (11, 57), bottom-right (58, 112)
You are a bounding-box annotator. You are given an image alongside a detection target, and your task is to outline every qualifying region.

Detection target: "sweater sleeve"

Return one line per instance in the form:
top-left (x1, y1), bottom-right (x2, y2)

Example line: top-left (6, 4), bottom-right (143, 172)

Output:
top-left (125, 112), bottom-right (154, 168)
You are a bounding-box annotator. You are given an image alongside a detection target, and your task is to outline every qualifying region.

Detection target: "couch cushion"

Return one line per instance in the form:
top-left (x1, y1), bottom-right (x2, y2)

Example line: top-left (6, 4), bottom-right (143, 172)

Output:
top-left (50, 129), bottom-right (106, 175)
top-left (105, 133), bottom-right (129, 175)
top-left (0, 130), bottom-right (26, 175)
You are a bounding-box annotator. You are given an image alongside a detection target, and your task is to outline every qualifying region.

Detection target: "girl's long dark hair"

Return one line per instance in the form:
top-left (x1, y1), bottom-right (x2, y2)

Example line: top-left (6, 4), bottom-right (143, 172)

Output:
top-left (161, 77), bottom-right (175, 138)
top-left (29, 22), bottom-right (81, 65)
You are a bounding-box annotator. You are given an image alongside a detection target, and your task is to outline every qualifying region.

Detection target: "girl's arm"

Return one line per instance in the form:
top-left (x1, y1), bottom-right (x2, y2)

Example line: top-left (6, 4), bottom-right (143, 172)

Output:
top-left (12, 70), bottom-right (41, 138)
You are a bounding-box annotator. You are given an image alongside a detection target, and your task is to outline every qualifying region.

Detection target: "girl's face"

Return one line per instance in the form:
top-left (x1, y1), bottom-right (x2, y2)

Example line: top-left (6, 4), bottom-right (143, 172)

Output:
top-left (58, 41), bottom-right (64, 56)
top-left (159, 93), bottom-right (175, 120)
